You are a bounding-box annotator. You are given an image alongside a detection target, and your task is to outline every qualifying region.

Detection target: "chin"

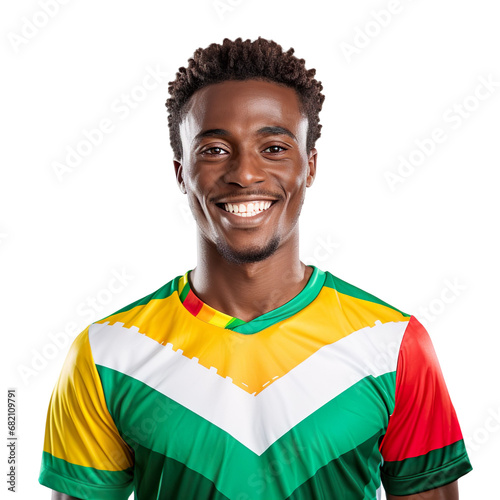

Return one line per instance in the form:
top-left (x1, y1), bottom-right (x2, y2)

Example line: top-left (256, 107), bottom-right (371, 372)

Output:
top-left (215, 236), bottom-right (280, 265)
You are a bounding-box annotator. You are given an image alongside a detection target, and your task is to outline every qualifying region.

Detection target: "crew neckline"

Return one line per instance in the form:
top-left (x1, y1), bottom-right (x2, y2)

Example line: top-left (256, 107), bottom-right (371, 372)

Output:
top-left (177, 265), bottom-right (326, 335)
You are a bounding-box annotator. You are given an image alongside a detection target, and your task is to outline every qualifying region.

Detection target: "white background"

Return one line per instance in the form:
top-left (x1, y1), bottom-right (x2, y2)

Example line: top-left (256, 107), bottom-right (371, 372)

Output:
top-left (2, 0), bottom-right (499, 498)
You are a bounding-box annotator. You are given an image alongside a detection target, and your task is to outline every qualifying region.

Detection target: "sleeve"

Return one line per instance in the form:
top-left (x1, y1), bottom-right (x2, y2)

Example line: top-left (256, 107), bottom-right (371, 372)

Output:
top-left (38, 326), bottom-right (135, 500)
top-left (379, 315), bottom-right (472, 495)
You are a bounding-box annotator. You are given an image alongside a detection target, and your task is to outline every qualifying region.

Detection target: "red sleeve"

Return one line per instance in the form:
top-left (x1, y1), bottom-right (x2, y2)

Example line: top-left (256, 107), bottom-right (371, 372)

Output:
top-left (379, 316), bottom-right (472, 495)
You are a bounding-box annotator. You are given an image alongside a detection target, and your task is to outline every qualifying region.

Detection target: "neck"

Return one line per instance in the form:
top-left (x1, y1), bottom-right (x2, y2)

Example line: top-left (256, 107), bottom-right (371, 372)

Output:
top-left (189, 233), bottom-right (312, 322)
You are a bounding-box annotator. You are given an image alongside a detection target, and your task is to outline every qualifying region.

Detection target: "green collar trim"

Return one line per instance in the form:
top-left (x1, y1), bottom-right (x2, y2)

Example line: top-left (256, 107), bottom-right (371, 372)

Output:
top-left (181, 266), bottom-right (326, 335)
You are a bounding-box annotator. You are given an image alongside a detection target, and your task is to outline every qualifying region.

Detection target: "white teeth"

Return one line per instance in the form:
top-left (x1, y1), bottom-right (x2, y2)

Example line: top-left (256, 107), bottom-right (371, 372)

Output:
top-left (223, 200), bottom-right (273, 217)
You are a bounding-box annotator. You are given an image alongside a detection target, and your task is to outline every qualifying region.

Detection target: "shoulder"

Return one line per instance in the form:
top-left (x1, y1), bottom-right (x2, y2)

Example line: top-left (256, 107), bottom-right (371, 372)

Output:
top-left (75, 272), bottom-right (187, 359)
top-left (320, 268), bottom-right (411, 322)
top-left (97, 272), bottom-right (186, 325)
top-left (310, 268), bottom-right (413, 378)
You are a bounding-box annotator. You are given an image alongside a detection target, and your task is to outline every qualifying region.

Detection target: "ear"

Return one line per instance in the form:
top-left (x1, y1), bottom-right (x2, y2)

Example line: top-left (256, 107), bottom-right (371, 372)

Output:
top-left (306, 148), bottom-right (317, 187)
top-left (173, 160), bottom-right (187, 194)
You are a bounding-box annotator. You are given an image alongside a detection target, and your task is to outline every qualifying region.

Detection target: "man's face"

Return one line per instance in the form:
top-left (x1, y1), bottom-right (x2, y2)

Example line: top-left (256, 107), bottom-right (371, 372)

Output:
top-left (174, 79), bottom-right (317, 265)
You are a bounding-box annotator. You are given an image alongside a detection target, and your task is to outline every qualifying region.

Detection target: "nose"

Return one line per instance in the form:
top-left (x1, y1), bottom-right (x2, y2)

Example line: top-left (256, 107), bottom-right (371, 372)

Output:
top-left (222, 150), bottom-right (265, 187)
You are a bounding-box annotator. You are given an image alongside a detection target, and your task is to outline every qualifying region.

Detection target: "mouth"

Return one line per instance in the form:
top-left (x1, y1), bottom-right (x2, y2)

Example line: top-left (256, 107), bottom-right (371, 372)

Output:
top-left (216, 200), bottom-right (277, 218)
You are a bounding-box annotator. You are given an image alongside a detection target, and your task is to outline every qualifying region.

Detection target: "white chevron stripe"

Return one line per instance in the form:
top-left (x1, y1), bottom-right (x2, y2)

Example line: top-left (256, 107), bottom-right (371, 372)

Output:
top-left (89, 319), bottom-right (408, 455)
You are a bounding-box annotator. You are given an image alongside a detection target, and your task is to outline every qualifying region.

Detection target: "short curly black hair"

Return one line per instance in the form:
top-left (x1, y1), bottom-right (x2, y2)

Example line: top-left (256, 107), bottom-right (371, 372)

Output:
top-left (166, 37), bottom-right (325, 160)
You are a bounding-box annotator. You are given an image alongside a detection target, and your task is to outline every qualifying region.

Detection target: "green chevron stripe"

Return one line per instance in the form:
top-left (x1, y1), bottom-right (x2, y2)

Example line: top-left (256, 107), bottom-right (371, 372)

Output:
top-left (132, 444), bottom-right (231, 499)
top-left (123, 433), bottom-right (382, 500)
top-left (97, 365), bottom-right (395, 499)
top-left (287, 433), bottom-right (382, 500)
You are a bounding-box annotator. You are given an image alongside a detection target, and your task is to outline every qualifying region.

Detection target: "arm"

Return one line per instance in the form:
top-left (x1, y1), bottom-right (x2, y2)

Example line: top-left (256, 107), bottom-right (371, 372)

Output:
top-left (387, 480), bottom-right (458, 500)
top-left (51, 492), bottom-right (82, 500)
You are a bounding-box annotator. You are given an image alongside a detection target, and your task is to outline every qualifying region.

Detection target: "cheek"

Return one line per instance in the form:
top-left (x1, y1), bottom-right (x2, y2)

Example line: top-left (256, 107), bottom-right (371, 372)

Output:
top-left (185, 162), bottom-right (219, 190)
top-left (184, 169), bottom-right (217, 214)
top-left (284, 169), bottom-right (308, 199)
top-left (183, 167), bottom-right (205, 197)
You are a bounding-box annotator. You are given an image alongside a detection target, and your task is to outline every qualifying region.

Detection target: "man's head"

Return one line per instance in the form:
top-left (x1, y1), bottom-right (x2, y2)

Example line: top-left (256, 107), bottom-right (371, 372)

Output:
top-left (167, 38), bottom-right (325, 266)
top-left (166, 37), bottom-right (325, 162)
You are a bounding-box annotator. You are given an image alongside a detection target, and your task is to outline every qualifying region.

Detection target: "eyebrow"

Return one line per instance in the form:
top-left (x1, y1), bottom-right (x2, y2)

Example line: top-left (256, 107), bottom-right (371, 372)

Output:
top-left (192, 126), bottom-right (297, 147)
top-left (192, 129), bottom-right (229, 147)
top-left (257, 126), bottom-right (297, 142)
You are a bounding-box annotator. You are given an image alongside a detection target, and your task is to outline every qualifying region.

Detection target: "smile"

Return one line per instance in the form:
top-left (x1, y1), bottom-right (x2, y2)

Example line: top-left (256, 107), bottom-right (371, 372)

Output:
top-left (221, 200), bottom-right (274, 218)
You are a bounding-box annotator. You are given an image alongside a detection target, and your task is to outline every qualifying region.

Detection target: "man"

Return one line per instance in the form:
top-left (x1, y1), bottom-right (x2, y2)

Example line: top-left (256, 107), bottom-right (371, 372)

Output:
top-left (40, 37), bottom-right (472, 499)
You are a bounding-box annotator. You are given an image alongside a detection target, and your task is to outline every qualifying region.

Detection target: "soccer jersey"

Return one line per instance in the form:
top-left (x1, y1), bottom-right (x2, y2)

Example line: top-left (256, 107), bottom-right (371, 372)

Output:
top-left (39, 266), bottom-right (472, 499)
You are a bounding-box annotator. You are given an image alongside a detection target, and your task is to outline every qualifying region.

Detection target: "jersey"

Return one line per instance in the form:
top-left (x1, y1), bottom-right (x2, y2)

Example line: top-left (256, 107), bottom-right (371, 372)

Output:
top-left (39, 265), bottom-right (472, 499)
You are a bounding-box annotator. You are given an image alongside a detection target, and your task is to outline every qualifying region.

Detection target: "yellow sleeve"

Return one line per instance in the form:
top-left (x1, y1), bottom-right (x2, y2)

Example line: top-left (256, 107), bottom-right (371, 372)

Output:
top-left (39, 327), bottom-right (134, 500)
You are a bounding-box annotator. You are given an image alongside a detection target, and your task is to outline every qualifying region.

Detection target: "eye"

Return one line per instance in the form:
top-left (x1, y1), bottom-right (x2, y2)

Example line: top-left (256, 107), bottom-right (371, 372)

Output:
top-left (262, 145), bottom-right (287, 154)
top-left (202, 146), bottom-right (228, 155)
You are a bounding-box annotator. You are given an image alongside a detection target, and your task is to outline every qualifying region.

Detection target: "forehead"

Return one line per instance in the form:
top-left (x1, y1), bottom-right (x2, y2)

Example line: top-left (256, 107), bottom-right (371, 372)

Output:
top-left (180, 80), bottom-right (307, 146)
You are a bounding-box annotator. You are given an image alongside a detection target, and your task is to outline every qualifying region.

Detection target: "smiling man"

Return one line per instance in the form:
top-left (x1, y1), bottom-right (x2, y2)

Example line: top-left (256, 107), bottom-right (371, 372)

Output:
top-left (40, 38), bottom-right (472, 500)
